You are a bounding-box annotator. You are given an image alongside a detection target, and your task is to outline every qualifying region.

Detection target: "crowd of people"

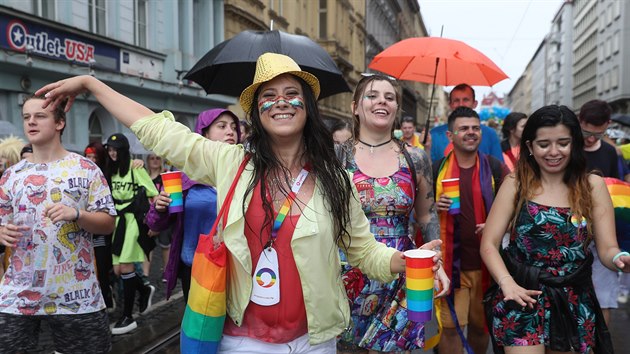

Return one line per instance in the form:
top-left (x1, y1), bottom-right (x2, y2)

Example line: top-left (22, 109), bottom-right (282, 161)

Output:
top-left (0, 51), bottom-right (628, 354)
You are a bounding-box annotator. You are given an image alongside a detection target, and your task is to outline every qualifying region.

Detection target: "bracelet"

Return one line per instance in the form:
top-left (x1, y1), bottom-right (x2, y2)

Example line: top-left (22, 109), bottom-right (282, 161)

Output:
top-left (612, 251), bottom-right (630, 271)
top-left (73, 207), bottom-right (80, 222)
top-left (498, 274), bottom-right (512, 286)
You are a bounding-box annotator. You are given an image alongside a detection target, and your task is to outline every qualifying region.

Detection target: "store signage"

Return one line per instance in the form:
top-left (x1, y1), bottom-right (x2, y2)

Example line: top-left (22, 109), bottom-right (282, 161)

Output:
top-left (1, 13), bottom-right (120, 70)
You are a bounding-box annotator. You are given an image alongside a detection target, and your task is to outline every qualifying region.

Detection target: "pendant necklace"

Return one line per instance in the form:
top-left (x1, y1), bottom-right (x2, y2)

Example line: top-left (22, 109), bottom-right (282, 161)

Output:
top-left (358, 138), bottom-right (392, 153)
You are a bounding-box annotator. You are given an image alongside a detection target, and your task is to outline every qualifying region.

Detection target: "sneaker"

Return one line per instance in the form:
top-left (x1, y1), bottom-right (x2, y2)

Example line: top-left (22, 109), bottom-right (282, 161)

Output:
top-left (111, 315), bottom-right (137, 335)
top-left (139, 284), bottom-right (155, 315)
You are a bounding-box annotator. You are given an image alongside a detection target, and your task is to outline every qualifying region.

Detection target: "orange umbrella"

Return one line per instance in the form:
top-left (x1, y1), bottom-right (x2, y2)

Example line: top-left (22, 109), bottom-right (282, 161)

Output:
top-left (368, 37), bottom-right (508, 86)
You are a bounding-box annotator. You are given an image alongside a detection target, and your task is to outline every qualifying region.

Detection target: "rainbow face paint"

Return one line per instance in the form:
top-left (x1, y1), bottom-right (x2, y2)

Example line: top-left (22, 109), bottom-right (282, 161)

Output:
top-left (258, 96), bottom-right (304, 113)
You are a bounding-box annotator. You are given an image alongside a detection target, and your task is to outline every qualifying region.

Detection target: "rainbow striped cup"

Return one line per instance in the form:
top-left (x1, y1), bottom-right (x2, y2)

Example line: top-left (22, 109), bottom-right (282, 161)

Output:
top-left (404, 249), bottom-right (435, 323)
top-left (161, 171), bottom-right (184, 213)
top-left (441, 178), bottom-right (460, 215)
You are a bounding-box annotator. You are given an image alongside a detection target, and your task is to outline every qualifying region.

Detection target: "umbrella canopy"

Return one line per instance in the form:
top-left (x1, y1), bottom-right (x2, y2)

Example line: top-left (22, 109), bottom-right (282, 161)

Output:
top-left (368, 37), bottom-right (508, 86)
top-left (184, 30), bottom-right (351, 99)
top-left (612, 113), bottom-right (630, 128)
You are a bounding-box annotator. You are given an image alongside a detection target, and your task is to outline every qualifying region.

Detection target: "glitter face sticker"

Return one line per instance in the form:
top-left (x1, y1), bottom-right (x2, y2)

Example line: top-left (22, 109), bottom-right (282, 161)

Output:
top-left (258, 96), bottom-right (304, 113)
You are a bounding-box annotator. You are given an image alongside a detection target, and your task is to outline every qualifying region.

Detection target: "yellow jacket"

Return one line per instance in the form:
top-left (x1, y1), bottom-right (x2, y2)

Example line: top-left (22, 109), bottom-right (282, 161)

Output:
top-left (131, 112), bottom-right (397, 344)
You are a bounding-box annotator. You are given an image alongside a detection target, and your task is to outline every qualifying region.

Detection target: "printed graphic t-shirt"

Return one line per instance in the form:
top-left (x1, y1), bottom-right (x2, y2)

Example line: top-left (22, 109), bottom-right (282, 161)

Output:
top-left (0, 153), bottom-right (116, 316)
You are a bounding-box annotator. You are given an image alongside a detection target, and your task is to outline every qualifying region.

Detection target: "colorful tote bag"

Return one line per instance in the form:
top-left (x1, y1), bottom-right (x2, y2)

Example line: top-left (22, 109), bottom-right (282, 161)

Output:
top-left (180, 155), bottom-right (251, 353)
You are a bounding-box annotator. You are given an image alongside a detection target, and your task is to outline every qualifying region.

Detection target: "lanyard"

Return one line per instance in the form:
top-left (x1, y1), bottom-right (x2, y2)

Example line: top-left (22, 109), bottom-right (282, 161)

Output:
top-left (269, 165), bottom-right (310, 244)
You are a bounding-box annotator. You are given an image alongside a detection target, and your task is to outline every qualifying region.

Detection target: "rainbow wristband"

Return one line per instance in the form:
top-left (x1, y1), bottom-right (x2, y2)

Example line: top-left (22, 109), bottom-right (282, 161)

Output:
top-left (612, 251), bottom-right (630, 271)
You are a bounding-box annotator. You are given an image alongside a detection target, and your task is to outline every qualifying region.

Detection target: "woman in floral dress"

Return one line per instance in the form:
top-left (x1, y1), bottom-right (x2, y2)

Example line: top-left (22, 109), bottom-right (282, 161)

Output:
top-left (337, 74), bottom-right (449, 353)
top-left (480, 105), bottom-right (630, 354)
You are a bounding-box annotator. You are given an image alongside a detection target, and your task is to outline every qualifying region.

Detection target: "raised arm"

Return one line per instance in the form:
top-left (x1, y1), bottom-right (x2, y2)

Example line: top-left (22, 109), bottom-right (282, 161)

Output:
top-left (35, 75), bottom-right (153, 128)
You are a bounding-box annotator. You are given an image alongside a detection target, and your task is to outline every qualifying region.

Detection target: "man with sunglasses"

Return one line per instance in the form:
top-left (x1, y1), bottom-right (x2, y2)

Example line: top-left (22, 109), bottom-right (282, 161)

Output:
top-left (579, 99), bottom-right (621, 179)
top-left (578, 99), bottom-right (628, 328)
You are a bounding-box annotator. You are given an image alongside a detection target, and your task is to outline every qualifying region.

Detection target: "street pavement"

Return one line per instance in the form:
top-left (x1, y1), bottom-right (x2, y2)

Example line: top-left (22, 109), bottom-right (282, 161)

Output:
top-left (27, 244), bottom-right (630, 352)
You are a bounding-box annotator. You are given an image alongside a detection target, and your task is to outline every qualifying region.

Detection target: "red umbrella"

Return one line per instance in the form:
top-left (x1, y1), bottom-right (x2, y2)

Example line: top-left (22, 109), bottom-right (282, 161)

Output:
top-left (368, 37), bottom-right (508, 143)
top-left (368, 37), bottom-right (508, 86)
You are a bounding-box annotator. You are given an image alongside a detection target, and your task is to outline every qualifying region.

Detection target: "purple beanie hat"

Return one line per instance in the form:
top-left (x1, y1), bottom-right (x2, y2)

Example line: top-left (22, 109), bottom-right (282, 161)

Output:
top-left (182, 108), bottom-right (241, 191)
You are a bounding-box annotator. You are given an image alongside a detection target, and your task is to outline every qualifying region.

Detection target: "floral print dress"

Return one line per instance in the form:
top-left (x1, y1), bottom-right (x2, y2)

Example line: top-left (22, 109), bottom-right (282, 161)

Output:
top-left (339, 152), bottom-right (424, 352)
top-left (490, 201), bottom-right (598, 354)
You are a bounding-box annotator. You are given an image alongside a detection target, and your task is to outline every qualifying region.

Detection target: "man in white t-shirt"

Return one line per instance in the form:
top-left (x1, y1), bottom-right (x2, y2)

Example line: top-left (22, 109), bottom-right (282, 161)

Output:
top-left (0, 95), bottom-right (116, 353)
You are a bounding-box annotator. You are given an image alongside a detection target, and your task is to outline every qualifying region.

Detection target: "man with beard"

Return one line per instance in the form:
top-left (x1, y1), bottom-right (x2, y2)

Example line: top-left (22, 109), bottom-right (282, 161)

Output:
top-left (433, 106), bottom-right (508, 354)
top-left (0, 95), bottom-right (116, 353)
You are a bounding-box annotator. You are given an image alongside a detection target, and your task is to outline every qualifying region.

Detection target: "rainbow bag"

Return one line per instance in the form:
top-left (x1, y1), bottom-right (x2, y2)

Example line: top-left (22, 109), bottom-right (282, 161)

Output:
top-left (180, 155), bottom-right (250, 353)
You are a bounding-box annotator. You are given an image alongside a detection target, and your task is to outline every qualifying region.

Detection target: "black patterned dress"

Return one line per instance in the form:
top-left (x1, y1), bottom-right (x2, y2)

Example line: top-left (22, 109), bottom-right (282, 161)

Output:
top-left (489, 201), bottom-right (599, 353)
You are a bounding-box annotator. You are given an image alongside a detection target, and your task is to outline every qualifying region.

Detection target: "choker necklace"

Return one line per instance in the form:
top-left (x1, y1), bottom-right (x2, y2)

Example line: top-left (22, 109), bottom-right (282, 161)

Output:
top-left (358, 138), bottom-right (392, 153)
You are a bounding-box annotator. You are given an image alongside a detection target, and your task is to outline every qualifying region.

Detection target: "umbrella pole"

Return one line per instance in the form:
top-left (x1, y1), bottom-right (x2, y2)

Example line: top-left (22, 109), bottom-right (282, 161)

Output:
top-left (423, 57), bottom-right (440, 145)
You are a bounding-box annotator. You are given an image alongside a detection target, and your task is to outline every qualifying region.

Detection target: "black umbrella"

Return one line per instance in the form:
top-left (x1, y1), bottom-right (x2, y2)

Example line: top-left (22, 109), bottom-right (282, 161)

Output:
top-left (184, 30), bottom-right (351, 99)
top-left (612, 113), bottom-right (630, 127)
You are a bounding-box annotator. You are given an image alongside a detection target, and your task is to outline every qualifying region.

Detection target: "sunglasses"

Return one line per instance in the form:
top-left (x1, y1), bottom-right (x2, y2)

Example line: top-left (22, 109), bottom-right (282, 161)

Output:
top-left (581, 129), bottom-right (605, 139)
top-left (360, 72), bottom-right (397, 81)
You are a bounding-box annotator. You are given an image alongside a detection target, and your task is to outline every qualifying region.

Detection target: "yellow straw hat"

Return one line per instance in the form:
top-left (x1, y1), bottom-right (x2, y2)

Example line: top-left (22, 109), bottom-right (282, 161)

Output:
top-left (239, 53), bottom-right (320, 116)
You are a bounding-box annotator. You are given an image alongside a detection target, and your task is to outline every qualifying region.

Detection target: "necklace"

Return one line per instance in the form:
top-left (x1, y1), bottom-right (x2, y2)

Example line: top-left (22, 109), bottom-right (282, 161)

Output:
top-left (358, 138), bottom-right (392, 153)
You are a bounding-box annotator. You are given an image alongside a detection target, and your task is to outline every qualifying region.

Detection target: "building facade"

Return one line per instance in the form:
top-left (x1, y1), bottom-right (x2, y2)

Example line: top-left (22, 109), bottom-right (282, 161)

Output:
top-left (507, 62), bottom-right (532, 115)
top-left (572, 0), bottom-right (598, 109)
top-left (530, 41), bottom-right (547, 113)
top-left (224, 0), bottom-right (365, 124)
top-left (0, 1), bottom-right (229, 153)
top-left (545, 0), bottom-right (574, 107)
top-left (597, 0), bottom-right (630, 113)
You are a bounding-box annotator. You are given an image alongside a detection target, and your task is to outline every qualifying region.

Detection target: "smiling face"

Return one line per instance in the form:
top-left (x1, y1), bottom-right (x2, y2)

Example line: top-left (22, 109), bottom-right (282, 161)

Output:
top-left (527, 124), bottom-right (572, 176)
top-left (205, 113), bottom-right (238, 144)
top-left (107, 146), bottom-right (117, 161)
top-left (447, 116), bottom-right (482, 155)
top-left (22, 98), bottom-right (65, 146)
top-left (353, 79), bottom-right (399, 133)
top-left (449, 87), bottom-right (478, 110)
top-left (256, 74), bottom-right (307, 140)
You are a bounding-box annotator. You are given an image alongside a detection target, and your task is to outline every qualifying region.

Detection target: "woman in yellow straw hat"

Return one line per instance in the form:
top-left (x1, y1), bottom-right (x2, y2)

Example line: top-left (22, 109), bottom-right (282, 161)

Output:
top-left (35, 52), bottom-right (443, 353)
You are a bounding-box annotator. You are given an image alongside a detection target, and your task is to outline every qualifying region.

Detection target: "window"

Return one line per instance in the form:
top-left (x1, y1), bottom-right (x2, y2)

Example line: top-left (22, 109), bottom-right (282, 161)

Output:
top-left (611, 66), bottom-right (619, 89)
top-left (134, 0), bottom-right (148, 48)
top-left (270, 0), bottom-right (283, 16)
top-left (612, 31), bottom-right (620, 54)
top-left (319, 0), bottom-right (327, 38)
top-left (89, 0), bottom-right (107, 35)
top-left (32, 0), bottom-right (56, 20)
top-left (88, 112), bottom-right (103, 143)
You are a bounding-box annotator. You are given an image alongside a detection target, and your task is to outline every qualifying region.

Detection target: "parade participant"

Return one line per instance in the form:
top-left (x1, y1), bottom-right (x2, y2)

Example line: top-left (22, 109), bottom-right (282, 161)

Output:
top-left (84, 141), bottom-right (115, 312)
top-left (331, 119), bottom-right (353, 144)
top-left (433, 106), bottom-right (508, 354)
top-left (500, 112), bottom-right (528, 172)
top-left (578, 99), bottom-right (629, 326)
top-left (400, 115), bottom-right (426, 150)
top-left (430, 84), bottom-right (504, 162)
top-left (103, 133), bottom-right (158, 335)
top-left (20, 144), bottom-right (33, 160)
top-left (145, 153), bottom-right (169, 283)
top-left (480, 105), bottom-right (628, 354)
top-left (35, 52), bottom-right (443, 353)
top-left (146, 108), bottom-right (240, 302)
top-left (0, 95), bottom-right (116, 353)
top-left (337, 73), bottom-right (449, 353)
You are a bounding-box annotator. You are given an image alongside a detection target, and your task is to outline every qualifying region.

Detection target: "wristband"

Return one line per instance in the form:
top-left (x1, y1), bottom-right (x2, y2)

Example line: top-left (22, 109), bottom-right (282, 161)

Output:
top-left (74, 207), bottom-right (80, 222)
top-left (612, 251), bottom-right (630, 271)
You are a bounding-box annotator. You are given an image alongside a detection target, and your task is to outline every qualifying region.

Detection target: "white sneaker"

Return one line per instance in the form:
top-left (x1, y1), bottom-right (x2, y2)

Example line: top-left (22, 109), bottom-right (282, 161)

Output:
top-left (618, 292), bottom-right (628, 304)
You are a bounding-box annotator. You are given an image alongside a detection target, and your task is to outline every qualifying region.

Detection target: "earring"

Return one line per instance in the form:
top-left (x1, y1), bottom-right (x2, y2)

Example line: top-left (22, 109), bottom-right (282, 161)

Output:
top-left (529, 152), bottom-right (533, 156)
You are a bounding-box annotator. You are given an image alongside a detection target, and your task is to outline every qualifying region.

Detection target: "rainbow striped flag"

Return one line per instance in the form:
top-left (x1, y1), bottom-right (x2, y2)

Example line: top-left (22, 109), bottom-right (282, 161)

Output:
top-left (604, 178), bottom-right (630, 249)
top-left (180, 233), bottom-right (227, 353)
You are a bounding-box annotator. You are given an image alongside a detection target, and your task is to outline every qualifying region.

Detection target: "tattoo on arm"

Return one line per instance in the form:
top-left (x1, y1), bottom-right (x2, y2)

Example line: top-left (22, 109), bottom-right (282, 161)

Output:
top-left (410, 148), bottom-right (441, 244)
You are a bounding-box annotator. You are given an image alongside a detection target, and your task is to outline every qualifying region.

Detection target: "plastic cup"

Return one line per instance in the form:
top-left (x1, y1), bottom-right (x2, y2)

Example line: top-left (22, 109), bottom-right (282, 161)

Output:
top-left (404, 249), bottom-right (436, 322)
top-left (441, 178), bottom-right (460, 215)
top-left (161, 171), bottom-right (184, 213)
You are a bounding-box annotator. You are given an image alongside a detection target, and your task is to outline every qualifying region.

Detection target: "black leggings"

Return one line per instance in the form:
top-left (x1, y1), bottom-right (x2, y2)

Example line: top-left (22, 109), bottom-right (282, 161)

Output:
top-left (94, 244), bottom-right (113, 308)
